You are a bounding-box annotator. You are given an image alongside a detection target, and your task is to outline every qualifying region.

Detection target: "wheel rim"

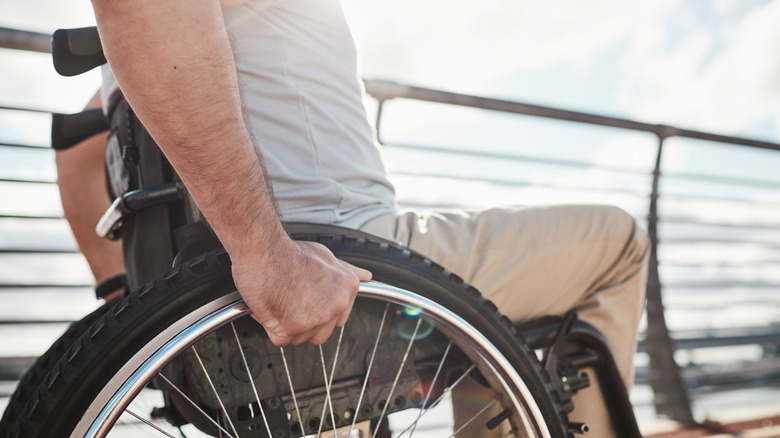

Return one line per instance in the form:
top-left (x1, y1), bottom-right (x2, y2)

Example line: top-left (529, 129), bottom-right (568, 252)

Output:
top-left (75, 283), bottom-right (550, 438)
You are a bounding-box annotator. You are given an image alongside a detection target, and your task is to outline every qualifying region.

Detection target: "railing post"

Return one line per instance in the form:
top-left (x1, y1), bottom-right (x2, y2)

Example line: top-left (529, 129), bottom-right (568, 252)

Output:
top-left (644, 131), bottom-right (696, 423)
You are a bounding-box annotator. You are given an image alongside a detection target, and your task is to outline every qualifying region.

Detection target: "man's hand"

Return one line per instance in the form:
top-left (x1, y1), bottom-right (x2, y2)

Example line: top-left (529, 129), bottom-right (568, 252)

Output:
top-left (232, 239), bottom-right (372, 346)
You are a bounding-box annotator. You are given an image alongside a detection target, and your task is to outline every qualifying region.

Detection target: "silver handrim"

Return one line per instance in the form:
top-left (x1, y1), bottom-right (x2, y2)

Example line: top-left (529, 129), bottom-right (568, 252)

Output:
top-left (73, 282), bottom-right (550, 438)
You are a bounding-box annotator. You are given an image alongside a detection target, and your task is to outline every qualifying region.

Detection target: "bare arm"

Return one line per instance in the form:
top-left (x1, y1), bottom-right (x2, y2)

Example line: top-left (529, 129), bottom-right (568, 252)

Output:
top-left (55, 91), bottom-right (125, 299)
top-left (91, 0), bottom-right (370, 345)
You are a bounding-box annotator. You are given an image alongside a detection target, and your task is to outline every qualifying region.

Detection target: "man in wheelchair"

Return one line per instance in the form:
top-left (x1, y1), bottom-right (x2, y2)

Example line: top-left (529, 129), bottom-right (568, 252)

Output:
top-left (53, 0), bottom-right (649, 436)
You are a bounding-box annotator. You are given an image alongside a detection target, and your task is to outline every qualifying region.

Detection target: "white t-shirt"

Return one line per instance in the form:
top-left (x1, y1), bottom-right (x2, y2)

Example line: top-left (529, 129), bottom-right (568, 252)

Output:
top-left (103, 0), bottom-right (396, 228)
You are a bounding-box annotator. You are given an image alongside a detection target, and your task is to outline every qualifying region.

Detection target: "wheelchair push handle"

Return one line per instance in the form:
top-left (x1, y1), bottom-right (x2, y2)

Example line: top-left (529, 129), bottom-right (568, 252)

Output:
top-left (52, 26), bottom-right (106, 77)
top-left (51, 108), bottom-right (110, 150)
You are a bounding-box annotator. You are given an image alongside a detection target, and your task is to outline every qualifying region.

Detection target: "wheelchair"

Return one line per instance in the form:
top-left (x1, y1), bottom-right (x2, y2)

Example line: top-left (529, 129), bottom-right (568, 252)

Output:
top-left (0, 27), bottom-right (641, 438)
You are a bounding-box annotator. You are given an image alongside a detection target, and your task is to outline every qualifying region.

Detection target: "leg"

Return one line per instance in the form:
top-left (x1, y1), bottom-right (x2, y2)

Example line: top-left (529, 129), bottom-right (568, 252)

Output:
top-left (361, 204), bottom-right (650, 436)
top-left (55, 92), bottom-right (125, 299)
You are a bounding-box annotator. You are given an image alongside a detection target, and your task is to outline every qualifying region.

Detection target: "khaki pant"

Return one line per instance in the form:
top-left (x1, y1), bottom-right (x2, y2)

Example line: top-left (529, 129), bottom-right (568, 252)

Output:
top-left (360, 204), bottom-right (649, 436)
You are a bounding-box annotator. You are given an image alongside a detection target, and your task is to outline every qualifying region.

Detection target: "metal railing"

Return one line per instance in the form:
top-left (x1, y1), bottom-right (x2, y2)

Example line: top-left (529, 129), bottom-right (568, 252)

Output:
top-left (361, 80), bottom-right (780, 423)
top-left (3, 27), bottom-right (780, 425)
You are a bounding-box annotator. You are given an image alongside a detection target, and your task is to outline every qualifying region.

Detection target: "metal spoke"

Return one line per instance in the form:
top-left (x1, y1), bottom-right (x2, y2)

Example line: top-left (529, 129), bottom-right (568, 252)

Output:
top-left (230, 322), bottom-right (272, 438)
top-left (403, 340), bottom-right (454, 438)
top-left (449, 397), bottom-right (499, 437)
top-left (125, 409), bottom-right (176, 438)
top-left (316, 326), bottom-right (345, 437)
top-left (280, 346), bottom-right (305, 435)
top-left (316, 346), bottom-right (335, 437)
top-left (191, 346), bottom-right (240, 437)
top-left (394, 363), bottom-right (477, 437)
top-left (157, 373), bottom-right (234, 437)
top-left (349, 303), bottom-right (390, 437)
top-left (373, 317), bottom-right (422, 438)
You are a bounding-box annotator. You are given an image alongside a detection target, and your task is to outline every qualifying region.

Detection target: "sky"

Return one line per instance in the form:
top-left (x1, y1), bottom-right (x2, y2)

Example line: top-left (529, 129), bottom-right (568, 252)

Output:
top-left (345, 0), bottom-right (780, 139)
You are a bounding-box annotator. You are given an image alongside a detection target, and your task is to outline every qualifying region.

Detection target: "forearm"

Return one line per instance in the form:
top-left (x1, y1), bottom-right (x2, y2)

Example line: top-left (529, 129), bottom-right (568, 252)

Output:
top-left (91, 0), bottom-right (286, 259)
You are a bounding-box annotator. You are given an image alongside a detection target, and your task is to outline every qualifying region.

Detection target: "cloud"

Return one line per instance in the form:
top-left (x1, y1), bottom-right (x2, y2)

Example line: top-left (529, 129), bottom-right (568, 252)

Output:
top-left (621, 1), bottom-right (780, 137)
top-left (346, 0), bottom-right (779, 143)
top-left (344, 0), bottom-right (681, 92)
top-left (0, 0), bottom-right (95, 33)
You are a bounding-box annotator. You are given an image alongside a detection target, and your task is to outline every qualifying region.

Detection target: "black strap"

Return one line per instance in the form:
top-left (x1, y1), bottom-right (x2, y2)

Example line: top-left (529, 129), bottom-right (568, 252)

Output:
top-left (95, 272), bottom-right (128, 300)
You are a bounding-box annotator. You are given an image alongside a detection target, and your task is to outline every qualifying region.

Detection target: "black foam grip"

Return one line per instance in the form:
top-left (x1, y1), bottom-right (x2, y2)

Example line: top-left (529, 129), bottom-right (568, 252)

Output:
top-left (52, 27), bottom-right (107, 77)
top-left (51, 108), bottom-right (110, 150)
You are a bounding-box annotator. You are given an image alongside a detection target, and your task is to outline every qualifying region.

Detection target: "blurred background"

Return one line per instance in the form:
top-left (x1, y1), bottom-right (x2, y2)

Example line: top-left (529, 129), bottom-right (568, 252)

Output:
top-left (2, 0), bottom-right (780, 435)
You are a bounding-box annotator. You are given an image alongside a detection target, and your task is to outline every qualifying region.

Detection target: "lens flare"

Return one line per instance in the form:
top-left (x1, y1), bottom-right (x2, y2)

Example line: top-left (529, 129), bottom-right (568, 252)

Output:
top-left (403, 306), bottom-right (423, 317)
top-left (396, 315), bottom-right (435, 340)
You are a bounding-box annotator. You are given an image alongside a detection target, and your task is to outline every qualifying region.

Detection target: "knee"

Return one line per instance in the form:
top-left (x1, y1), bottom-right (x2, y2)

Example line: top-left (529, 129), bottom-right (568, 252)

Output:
top-left (609, 208), bottom-right (651, 309)
top-left (621, 209), bottom-right (650, 267)
top-left (600, 205), bottom-right (649, 255)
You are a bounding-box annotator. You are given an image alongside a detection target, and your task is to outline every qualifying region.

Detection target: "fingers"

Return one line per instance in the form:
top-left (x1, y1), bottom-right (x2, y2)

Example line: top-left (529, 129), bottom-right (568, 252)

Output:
top-left (308, 320), bottom-right (338, 345)
top-left (264, 320), bottom-right (338, 347)
top-left (342, 260), bottom-right (372, 282)
top-left (335, 305), bottom-right (351, 327)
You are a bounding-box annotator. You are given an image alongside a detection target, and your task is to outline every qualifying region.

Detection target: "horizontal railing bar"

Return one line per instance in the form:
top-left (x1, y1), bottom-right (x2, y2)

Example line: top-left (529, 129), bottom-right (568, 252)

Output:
top-left (0, 286), bottom-right (90, 291)
top-left (0, 248), bottom-right (77, 254)
top-left (672, 338), bottom-right (780, 350)
top-left (661, 261), bottom-right (780, 269)
top-left (0, 214), bottom-right (63, 220)
top-left (636, 367), bottom-right (780, 390)
top-left (0, 289), bottom-right (91, 296)
top-left (0, 27), bottom-right (51, 54)
top-left (639, 327), bottom-right (780, 352)
top-left (395, 172), bottom-right (780, 211)
top-left (393, 176), bottom-right (780, 210)
top-left (661, 280), bottom-right (780, 289)
top-left (388, 142), bottom-right (780, 191)
top-left (637, 357), bottom-right (780, 380)
top-left (660, 237), bottom-right (780, 245)
top-left (682, 361), bottom-right (780, 383)
top-left (687, 377), bottom-right (780, 395)
top-left (0, 217), bottom-right (64, 223)
top-left (365, 79), bottom-right (780, 151)
top-left (0, 141), bottom-right (49, 150)
top-left (0, 177), bottom-right (55, 185)
top-left (390, 170), bottom-right (649, 197)
top-left (0, 104), bottom-right (55, 115)
top-left (658, 192), bottom-right (780, 207)
top-left (659, 216), bottom-right (780, 230)
top-left (664, 302), bottom-right (780, 311)
top-left (665, 296), bottom-right (780, 304)
top-left (663, 171), bottom-right (780, 190)
top-left (0, 284), bottom-right (90, 288)
top-left (0, 320), bottom-right (75, 325)
top-left (386, 141), bottom-right (652, 175)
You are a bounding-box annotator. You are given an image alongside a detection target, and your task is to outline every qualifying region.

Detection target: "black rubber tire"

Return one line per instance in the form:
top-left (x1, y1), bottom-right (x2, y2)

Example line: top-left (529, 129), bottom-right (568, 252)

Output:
top-left (0, 299), bottom-right (115, 438)
top-left (12, 233), bottom-right (568, 437)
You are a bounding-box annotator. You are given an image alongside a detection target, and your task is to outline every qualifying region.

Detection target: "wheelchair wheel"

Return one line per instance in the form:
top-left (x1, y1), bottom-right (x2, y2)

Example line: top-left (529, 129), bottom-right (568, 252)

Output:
top-left (11, 233), bottom-right (568, 437)
top-left (0, 300), bottom-right (115, 437)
